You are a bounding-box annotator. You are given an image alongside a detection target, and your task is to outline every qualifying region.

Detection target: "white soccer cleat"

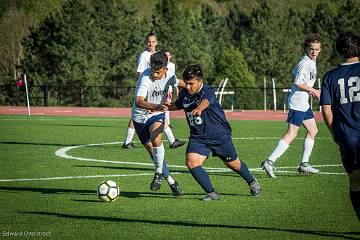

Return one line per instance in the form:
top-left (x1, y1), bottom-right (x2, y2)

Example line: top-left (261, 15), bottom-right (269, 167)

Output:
top-left (261, 160), bottom-right (276, 178)
top-left (298, 163), bottom-right (320, 174)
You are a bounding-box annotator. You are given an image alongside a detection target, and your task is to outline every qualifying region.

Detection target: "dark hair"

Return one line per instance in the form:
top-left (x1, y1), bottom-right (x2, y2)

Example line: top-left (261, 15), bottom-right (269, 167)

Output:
top-left (150, 52), bottom-right (168, 70)
top-left (182, 64), bottom-right (203, 81)
top-left (304, 33), bottom-right (321, 51)
top-left (146, 32), bottom-right (157, 41)
top-left (336, 32), bottom-right (360, 59)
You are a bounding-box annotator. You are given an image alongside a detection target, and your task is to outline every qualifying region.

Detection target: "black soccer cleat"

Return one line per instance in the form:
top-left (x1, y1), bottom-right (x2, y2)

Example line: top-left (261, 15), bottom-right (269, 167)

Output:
top-left (150, 173), bottom-right (163, 191)
top-left (169, 139), bottom-right (186, 149)
top-left (202, 191), bottom-right (221, 201)
top-left (169, 181), bottom-right (183, 197)
top-left (248, 178), bottom-right (261, 197)
top-left (122, 142), bottom-right (135, 149)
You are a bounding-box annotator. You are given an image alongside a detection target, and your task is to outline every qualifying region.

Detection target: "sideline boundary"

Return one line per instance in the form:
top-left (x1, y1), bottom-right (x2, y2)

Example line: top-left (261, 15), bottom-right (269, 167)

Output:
top-left (0, 106), bottom-right (324, 121)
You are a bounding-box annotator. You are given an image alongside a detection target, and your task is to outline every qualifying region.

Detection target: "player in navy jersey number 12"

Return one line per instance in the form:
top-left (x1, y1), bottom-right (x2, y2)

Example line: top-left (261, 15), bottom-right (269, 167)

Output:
top-left (164, 64), bottom-right (261, 201)
top-left (320, 32), bottom-right (360, 220)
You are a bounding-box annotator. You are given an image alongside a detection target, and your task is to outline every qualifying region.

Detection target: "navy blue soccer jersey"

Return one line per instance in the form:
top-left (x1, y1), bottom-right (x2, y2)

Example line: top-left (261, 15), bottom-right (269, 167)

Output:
top-left (175, 84), bottom-right (232, 139)
top-left (320, 62), bottom-right (360, 141)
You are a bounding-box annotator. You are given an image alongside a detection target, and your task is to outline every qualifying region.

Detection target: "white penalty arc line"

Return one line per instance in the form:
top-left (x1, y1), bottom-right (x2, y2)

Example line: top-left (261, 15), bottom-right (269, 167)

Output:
top-left (0, 139), bottom-right (343, 182)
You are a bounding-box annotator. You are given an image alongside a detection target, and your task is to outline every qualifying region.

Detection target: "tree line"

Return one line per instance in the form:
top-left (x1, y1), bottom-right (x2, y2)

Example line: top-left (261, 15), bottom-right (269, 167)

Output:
top-left (0, 0), bottom-right (359, 108)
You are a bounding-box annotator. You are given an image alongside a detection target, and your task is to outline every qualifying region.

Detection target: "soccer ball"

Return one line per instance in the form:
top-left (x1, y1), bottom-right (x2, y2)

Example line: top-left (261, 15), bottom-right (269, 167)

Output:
top-left (97, 180), bottom-right (120, 202)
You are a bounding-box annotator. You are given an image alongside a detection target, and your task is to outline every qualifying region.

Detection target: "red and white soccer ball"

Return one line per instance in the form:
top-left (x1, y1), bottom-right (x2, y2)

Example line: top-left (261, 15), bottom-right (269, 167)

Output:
top-left (97, 180), bottom-right (120, 202)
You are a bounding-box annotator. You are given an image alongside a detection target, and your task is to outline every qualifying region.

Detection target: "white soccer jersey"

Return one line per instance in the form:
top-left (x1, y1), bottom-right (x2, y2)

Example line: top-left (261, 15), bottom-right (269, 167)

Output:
top-left (132, 68), bottom-right (178, 123)
top-left (137, 50), bottom-right (153, 74)
top-left (167, 61), bottom-right (176, 94)
top-left (288, 54), bottom-right (317, 111)
top-left (167, 61), bottom-right (175, 76)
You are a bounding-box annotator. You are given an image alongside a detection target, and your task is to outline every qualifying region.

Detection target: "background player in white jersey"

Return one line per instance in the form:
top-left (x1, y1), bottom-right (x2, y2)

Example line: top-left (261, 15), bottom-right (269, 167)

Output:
top-left (122, 33), bottom-right (185, 149)
top-left (164, 50), bottom-right (176, 128)
top-left (261, 33), bottom-right (322, 178)
top-left (132, 52), bottom-right (185, 196)
top-left (320, 32), bottom-right (360, 220)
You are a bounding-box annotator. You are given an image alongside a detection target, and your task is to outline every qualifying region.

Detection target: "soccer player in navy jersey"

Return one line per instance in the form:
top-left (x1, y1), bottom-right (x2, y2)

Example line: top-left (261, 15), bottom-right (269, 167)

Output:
top-left (320, 32), bottom-right (360, 220)
top-left (164, 64), bottom-right (260, 201)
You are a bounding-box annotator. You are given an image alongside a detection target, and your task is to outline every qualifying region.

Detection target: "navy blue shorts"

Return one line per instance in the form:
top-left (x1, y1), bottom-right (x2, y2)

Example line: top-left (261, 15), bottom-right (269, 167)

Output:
top-left (186, 136), bottom-right (238, 162)
top-left (286, 108), bottom-right (314, 127)
top-left (339, 136), bottom-right (360, 173)
top-left (133, 113), bottom-right (165, 144)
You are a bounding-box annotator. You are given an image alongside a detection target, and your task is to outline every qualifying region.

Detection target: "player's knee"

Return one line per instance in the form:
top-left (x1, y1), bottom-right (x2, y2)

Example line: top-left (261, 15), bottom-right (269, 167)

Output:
top-left (283, 133), bottom-right (296, 143)
top-left (186, 159), bottom-right (201, 169)
top-left (309, 128), bottom-right (318, 138)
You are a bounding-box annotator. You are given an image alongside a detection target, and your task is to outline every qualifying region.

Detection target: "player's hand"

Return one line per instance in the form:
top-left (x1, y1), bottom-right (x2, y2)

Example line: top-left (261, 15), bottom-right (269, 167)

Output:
top-left (191, 108), bottom-right (202, 116)
top-left (155, 104), bottom-right (168, 112)
top-left (309, 89), bottom-right (320, 99)
top-left (313, 89), bottom-right (321, 99)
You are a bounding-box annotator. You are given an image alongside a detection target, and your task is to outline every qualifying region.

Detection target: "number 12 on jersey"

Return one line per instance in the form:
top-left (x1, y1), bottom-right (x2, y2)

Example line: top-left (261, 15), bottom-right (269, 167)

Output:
top-left (338, 77), bottom-right (360, 104)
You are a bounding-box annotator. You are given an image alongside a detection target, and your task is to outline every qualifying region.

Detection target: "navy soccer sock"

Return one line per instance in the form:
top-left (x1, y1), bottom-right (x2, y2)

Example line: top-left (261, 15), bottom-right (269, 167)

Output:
top-left (189, 166), bottom-right (214, 193)
top-left (238, 160), bottom-right (255, 184)
top-left (350, 190), bottom-right (360, 220)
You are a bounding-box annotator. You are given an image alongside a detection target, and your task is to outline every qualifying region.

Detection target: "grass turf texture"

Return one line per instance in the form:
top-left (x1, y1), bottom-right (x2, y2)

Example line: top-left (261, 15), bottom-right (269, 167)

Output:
top-left (0, 115), bottom-right (358, 240)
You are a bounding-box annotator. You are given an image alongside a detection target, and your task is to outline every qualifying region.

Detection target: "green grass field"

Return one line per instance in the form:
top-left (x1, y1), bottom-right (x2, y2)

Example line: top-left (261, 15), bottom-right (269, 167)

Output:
top-left (0, 115), bottom-right (358, 240)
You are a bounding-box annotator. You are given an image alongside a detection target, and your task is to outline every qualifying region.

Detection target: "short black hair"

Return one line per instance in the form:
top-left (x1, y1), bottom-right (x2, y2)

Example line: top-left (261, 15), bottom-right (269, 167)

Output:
top-left (182, 64), bottom-right (203, 81)
top-left (150, 52), bottom-right (168, 70)
top-left (336, 32), bottom-right (360, 59)
top-left (304, 33), bottom-right (321, 51)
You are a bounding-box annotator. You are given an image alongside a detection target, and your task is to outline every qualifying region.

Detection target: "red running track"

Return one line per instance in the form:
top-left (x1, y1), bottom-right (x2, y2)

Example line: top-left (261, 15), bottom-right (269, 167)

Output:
top-left (0, 106), bottom-right (324, 122)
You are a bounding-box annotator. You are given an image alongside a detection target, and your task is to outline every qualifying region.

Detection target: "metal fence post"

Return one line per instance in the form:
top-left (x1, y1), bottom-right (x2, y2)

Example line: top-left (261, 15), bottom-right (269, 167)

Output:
top-left (43, 84), bottom-right (48, 106)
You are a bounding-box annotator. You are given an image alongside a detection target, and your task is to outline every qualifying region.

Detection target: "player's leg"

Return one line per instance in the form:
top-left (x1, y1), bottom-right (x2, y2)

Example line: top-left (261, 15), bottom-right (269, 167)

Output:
top-left (187, 153), bottom-right (219, 201)
top-left (143, 141), bottom-right (181, 195)
top-left (133, 118), bottom-right (174, 192)
top-left (165, 110), bottom-right (171, 127)
top-left (298, 115), bottom-right (319, 174)
top-left (149, 120), bottom-right (165, 174)
top-left (224, 159), bottom-right (261, 196)
top-left (349, 169), bottom-right (360, 220)
top-left (186, 138), bottom-right (218, 200)
top-left (122, 118), bottom-right (136, 149)
top-left (261, 110), bottom-right (303, 178)
top-left (212, 137), bottom-right (260, 196)
top-left (163, 118), bottom-right (186, 149)
top-left (341, 137), bottom-right (360, 220)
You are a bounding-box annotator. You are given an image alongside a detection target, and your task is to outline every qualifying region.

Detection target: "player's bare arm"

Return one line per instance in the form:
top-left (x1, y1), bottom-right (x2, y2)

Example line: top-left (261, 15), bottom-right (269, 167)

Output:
top-left (135, 96), bottom-right (167, 111)
top-left (164, 102), bottom-right (178, 111)
top-left (295, 83), bottom-right (321, 99)
top-left (192, 99), bottom-right (209, 116)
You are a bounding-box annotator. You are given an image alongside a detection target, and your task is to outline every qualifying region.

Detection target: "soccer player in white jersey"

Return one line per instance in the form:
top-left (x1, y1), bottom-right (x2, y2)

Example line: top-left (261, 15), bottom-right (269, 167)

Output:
top-left (132, 52), bottom-right (185, 196)
top-left (122, 33), bottom-right (185, 149)
top-left (261, 33), bottom-right (322, 178)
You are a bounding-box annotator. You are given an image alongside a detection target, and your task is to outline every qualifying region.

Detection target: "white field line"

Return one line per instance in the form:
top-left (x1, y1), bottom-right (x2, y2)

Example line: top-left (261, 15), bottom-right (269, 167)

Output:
top-left (0, 167), bottom-right (345, 182)
top-left (0, 139), bottom-right (342, 183)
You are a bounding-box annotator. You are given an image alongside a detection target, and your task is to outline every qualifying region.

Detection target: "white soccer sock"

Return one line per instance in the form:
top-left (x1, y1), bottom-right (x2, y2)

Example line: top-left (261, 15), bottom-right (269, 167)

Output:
top-left (268, 139), bottom-right (289, 163)
top-left (153, 144), bottom-right (165, 174)
top-left (166, 175), bottom-right (175, 185)
top-left (301, 138), bottom-right (315, 164)
top-left (124, 127), bottom-right (135, 145)
top-left (165, 111), bottom-right (171, 125)
top-left (164, 127), bottom-right (175, 145)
